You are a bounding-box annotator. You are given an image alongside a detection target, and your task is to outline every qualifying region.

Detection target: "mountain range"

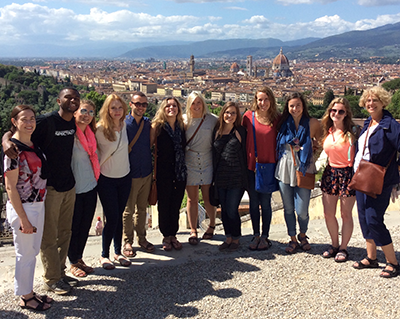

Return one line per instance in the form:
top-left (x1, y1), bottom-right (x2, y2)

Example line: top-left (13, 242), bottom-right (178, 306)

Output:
top-left (120, 22), bottom-right (400, 60)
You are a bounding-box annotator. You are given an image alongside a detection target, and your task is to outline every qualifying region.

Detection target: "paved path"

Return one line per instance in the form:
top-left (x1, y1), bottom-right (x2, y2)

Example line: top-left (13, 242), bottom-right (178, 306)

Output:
top-left (1, 210), bottom-right (400, 318)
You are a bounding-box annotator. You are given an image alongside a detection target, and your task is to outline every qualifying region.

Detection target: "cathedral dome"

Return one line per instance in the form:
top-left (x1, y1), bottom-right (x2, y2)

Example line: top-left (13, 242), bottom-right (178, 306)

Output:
top-left (273, 48), bottom-right (289, 66)
top-left (230, 62), bottom-right (239, 72)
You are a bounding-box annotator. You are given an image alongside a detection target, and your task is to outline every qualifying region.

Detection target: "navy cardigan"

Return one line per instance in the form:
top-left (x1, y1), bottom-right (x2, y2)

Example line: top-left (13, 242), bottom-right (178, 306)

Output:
top-left (357, 110), bottom-right (400, 188)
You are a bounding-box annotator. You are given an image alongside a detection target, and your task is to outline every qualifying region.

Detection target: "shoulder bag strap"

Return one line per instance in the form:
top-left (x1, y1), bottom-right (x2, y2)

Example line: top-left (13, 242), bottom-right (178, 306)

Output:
top-left (102, 128), bottom-right (123, 165)
top-left (186, 115), bottom-right (206, 147)
top-left (362, 121), bottom-right (395, 169)
top-left (128, 119), bottom-right (144, 153)
top-left (153, 137), bottom-right (157, 181)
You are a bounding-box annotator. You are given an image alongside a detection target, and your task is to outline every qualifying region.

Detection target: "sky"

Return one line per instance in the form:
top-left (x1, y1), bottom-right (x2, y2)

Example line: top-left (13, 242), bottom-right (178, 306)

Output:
top-left (1, 0), bottom-right (400, 48)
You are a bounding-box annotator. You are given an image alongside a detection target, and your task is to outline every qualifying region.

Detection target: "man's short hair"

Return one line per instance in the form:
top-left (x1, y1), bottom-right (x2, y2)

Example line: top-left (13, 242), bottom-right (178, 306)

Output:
top-left (59, 87), bottom-right (80, 98)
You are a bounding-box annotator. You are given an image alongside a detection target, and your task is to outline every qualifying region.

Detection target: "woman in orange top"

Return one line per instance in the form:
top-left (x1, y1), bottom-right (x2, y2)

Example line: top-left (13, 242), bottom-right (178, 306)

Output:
top-left (320, 97), bottom-right (357, 262)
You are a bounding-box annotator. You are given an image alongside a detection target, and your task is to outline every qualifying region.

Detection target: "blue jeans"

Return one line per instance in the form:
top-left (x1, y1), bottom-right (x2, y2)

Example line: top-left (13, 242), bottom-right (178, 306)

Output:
top-left (97, 174), bottom-right (131, 258)
top-left (278, 181), bottom-right (311, 237)
top-left (218, 187), bottom-right (243, 240)
top-left (247, 170), bottom-right (272, 238)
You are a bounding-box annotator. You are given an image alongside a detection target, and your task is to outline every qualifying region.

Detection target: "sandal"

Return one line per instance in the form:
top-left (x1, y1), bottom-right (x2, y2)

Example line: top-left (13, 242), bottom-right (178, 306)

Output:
top-left (114, 255), bottom-right (131, 267)
top-left (170, 236), bottom-right (183, 250)
top-left (285, 241), bottom-right (300, 254)
top-left (353, 257), bottom-right (379, 269)
top-left (77, 259), bottom-right (94, 274)
top-left (33, 293), bottom-right (53, 304)
top-left (100, 257), bottom-right (115, 270)
top-left (123, 243), bottom-right (136, 257)
top-left (20, 295), bottom-right (51, 311)
top-left (334, 249), bottom-right (349, 263)
top-left (257, 238), bottom-right (272, 251)
top-left (70, 264), bottom-right (87, 277)
top-left (248, 236), bottom-right (260, 251)
top-left (228, 242), bottom-right (240, 252)
top-left (188, 231), bottom-right (199, 246)
top-left (219, 241), bottom-right (230, 252)
top-left (163, 237), bottom-right (172, 251)
top-left (297, 234), bottom-right (311, 251)
top-left (202, 225), bottom-right (215, 240)
top-left (139, 240), bottom-right (155, 253)
top-left (380, 263), bottom-right (400, 278)
top-left (322, 245), bottom-right (339, 258)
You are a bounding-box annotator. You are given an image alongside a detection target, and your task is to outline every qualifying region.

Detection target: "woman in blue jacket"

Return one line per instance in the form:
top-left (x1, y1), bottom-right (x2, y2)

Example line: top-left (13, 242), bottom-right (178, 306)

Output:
top-left (352, 86), bottom-right (400, 278)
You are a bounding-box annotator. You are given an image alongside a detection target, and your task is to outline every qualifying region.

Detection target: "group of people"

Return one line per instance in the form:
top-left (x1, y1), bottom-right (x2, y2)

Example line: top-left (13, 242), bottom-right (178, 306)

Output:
top-left (2, 85), bottom-right (400, 312)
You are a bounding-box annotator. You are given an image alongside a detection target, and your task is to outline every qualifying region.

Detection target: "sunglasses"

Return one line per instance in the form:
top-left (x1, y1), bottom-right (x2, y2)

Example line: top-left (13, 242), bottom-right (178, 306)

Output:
top-left (131, 102), bottom-right (148, 108)
top-left (224, 111), bottom-right (237, 116)
top-left (80, 108), bottom-right (94, 116)
top-left (330, 109), bottom-right (345, 115)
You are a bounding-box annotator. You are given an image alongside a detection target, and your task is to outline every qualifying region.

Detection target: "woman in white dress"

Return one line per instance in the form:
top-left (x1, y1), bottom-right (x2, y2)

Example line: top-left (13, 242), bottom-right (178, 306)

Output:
top-left (184, 92), bottom-right (218, 245)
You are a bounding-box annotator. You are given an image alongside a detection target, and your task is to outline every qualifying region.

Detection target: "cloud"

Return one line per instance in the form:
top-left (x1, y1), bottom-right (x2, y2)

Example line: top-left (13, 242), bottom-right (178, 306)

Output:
top-left (171, 0), bottom-right (243, 3)
top-left (357, 0), bottom-right (400, 6)
top-left (224, 6), bottom-right (248, 10)
top-left (276, 0), bottom-right (338, 5)
top-left (1, 2), bottom-right (400, 46)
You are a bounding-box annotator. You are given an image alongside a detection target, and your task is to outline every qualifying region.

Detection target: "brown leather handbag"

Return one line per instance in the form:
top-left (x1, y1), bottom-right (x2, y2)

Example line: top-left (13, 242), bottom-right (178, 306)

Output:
top-left (348, 122), bottom-right (395, 198)
top-left (290, 145), bottom-right (315, 190)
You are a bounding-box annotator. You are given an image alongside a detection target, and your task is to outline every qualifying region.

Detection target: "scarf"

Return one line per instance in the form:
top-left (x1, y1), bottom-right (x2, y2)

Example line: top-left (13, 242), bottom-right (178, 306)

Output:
top-left (75, 125), bottom-right (100, 181)
top-left (164, 122), bottom-right (187, 182)
top-left (276, 115), bottom-right (312, 175)
top-left (10, 138), bottom-right (49, 179)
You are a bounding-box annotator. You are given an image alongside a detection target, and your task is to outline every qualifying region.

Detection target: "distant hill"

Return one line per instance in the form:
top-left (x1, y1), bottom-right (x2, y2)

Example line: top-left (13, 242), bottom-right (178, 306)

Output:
top-left (121, 22), bottom-right (400, 60)
top-left (290, 22), bottom-right (400, 60)
top-left (119, 38), bottom-right (319, 59)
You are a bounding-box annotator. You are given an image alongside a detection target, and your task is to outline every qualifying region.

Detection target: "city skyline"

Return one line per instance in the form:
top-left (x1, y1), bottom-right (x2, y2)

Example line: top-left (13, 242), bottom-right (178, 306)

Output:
top-left (1, 0), bottom-right (400, 57)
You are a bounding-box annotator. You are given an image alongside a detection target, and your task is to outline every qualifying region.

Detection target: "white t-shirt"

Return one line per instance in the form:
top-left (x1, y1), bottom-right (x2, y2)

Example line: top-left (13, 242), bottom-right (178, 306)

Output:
top-left (353, 123), bottom-right (379, 172)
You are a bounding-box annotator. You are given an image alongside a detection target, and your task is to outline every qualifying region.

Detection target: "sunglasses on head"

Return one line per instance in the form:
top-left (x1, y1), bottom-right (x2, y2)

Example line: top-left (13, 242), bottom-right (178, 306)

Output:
top-left (80, 108), bottom-right (94, 116)
top-left (330, 109), bottom-right (345, 115)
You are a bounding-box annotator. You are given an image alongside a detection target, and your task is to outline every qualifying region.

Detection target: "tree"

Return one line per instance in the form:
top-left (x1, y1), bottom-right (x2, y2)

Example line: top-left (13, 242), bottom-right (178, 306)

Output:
top-left (382, 78), bottom-right (400, 93)
top-left (387, 90), bottom-right (400, 119)
top-left (345, 95), bottom-right (367, 118)
top-left (322, 89), bottom-right (335, 109)
top-left (82, 91), bottom-right (107, 115)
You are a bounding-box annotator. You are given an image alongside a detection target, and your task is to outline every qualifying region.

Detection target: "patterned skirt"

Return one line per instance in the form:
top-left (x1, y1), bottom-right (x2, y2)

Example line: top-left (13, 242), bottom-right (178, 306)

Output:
top-left (320, 165), bottom-right (355, 197)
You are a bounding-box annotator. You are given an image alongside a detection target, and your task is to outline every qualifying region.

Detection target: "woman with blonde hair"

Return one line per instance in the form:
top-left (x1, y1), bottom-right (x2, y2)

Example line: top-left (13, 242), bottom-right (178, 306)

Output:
top-left (352, 86), bottom-right (400, 278)
top-left (242, 87), bottom-right (280, 250)
top-left (96, 94), bottom-right (132, 270)
top-left (320, 97), bottom-right (357, 262)
top-left (212, 102), bottom-right (247, 251)
top-left (152, 97), bottom-right (187, 251)
top-left (184, 91), bottom-right (218, 245)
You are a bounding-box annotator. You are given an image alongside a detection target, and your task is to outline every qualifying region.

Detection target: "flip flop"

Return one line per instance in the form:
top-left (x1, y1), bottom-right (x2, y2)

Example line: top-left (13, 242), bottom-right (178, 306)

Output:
top-left (100, 257), bottom-right (115, 270)
top-left (114, 255), bottom-right (131, 267)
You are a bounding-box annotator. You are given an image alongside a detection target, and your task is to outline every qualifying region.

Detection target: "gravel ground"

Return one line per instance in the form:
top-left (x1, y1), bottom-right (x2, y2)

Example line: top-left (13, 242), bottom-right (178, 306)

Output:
top-left (1, 218), bottom-right (400, 319)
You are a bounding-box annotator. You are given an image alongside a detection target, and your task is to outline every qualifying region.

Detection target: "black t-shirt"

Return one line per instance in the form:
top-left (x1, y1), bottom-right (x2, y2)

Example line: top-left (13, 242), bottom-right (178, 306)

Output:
top-left (32, 111), bottom-right (76, 192)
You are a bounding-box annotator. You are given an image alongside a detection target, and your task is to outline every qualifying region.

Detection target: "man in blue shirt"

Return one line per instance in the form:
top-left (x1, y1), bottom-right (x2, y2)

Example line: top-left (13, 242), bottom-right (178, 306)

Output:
top-left (122, 92), bottom-right (155, 255)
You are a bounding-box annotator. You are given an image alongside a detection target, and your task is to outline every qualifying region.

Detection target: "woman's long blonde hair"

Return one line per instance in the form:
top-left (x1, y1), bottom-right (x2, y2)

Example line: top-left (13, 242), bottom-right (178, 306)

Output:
top-left (185, 91), bottom-right (209, 126)
top-left (321, 97), bottom-right (355, 143)
top-left (97, 94), bottom-right (128, 141)
top-left (152, 97), bottom-right (185, 136)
